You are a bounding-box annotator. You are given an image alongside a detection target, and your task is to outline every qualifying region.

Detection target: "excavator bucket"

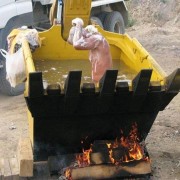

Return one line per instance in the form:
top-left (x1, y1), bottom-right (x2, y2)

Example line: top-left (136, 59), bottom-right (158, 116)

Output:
top-left (21, 25), bottom-right (180, 161)
top-left (13, 0), bottom-right (179, 161)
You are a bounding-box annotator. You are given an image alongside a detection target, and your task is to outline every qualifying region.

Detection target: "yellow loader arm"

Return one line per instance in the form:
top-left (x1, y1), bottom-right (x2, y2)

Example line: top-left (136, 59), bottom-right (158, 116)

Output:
top-left (50, 0), bottom-right (92, 40)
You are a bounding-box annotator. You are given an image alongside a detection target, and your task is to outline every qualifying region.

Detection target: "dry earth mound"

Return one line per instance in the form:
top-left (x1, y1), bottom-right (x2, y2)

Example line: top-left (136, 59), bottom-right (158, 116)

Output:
top-left (127, 0), bottom-right (180, 27)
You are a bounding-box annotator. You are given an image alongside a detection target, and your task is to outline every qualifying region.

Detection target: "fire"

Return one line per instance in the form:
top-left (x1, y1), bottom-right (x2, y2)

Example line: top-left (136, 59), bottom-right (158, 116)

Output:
top-left (75, 123), bottom-right (147, 167)
top-left (76, 147), bottom-right (92, 167)
top-left (107, 123), bottom-right (146, 163)
top-left (65, 145), bottom-right (92, 179)
top-left (107, 143), bottom-right (115, 164)
top-left (65, 123), bottom-right (148, 179)
top-left (65, 168), bottom-right (72, 180)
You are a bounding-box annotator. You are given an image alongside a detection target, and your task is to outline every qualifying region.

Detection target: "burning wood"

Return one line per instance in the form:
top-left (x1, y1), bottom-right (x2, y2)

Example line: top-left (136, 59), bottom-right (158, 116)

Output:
top-left (71, 160), bottom-right (151, 179)
top-left (57, 123), bottom-right (151, 180)
top-left (59, 160), bottom-right (151, 180)
top-left (106, 123), bottom-right (148, 164)
top-left (76, 147), bottom-right (92, 167)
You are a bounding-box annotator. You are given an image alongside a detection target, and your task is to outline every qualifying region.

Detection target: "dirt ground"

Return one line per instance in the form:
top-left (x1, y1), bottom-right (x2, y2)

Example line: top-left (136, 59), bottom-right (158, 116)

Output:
top-left (126, 24), bottom-right (180, 180)
top-left (126, 1), bottom-right (180, 179)
top-left (0, 0), bottom-right (180, 179)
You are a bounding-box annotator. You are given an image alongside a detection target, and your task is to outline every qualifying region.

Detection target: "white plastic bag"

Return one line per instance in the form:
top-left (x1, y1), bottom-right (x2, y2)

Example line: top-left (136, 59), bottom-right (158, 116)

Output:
top-left (0, 48), bottom-right (26, 87)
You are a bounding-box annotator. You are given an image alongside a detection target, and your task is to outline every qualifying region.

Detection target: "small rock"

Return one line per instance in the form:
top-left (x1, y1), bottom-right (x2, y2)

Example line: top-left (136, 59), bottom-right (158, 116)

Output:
top-left (62, 75), bottom-right (68, 79)
top-left (9, 123), bottom-right (16, 130)
top-left (175, 130), bottom-right (179, 134)
top-left (84, 76), bottom-right (91, 80)
top-left (51, 67), bottom-right (56, 71)
top-left (117, 74), bottom-right (127, 79)
top-left (177, 161), bottom-right (180, 167)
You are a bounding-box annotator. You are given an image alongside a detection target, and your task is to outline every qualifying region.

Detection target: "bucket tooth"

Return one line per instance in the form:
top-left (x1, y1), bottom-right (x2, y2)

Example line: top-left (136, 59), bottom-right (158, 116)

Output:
top-left (80, 83), bottom-right (96, 115)
top-left (64, 71), bottom-right (82, 113)
top-left (81, 83), bottom-right (95, 94)
top-left (47, 84), bottom-right (61, 95)
top-left (132, 69), bottom-right (152, 95)
top-left (130, 69), bottom-right (152, 112)
top-left (166, 68), bottom-right (180, 92)
top-left (64, 70), bottom-right (82, 96)
top-left (113, 81), bottom-right (130, 113)
top-left (99, 70), bottom-right (118, 95)
top-left (98, 70), bottom-right (118, 113)
top-left (116, 81), bottom-right (129, 93)
top-left (159, 68), bottom-right (180, 110)
top-left (28, 72), bottom-right (44, 98)
top-left (149, 81), bottom-right (162, 91)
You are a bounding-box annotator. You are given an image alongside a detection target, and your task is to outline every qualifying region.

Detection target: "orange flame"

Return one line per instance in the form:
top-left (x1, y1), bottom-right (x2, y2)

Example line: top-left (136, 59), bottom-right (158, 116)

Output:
top-left (76, 147), bottom-right (92, 167)
top-left (107, 143), bottom-right (116, 164)
top-left (107, 123), bottom-right (147, 163)
top-left (65, 168), bottom-right (72, 180)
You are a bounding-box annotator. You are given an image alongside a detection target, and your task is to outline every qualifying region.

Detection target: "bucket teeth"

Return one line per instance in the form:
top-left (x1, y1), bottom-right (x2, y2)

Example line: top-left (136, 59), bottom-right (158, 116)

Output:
top-left (64, 71), bottom-right (82, 114)
top-left (64, 70), bottom-right (82, 97)
top-left (132, 69), bottom-right (152, 95)
top-left (29, 72), bottom-right (44, 98)
top-left (47, 84), bottom-right (61, 95)
top-left (149, 81), bottom-right (162, 91)
top-left (99, 70), bottom-right (118, 96)
top-left (81, 83), bottom-right (95, 94)
top-left (116, 81), bottom-right (129, 93)
top-left (129, 69), bottom-right (153, 112)
top-left (166, 68), bottom-right (180, 92)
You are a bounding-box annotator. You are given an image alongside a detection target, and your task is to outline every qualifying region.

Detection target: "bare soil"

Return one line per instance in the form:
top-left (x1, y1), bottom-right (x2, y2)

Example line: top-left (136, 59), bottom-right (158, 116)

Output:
top-left (127, 24), bottom-right (180, 179)
top-left (126, 1), bottom-right (180, 179)
top-left (0, 0), bottom-right (179, 179)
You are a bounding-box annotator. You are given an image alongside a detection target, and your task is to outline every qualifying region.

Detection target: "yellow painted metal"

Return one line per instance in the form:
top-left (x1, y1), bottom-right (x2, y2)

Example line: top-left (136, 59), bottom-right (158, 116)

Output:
top-left (32, 25), bottom-right (166, 86)
top-left (7, 0), bottom-right (169, 157)
top-left (32, 25), bottom-right (89, 60)
top-left (21, 25), bottom-right (168, 148)
top-left (98, 28), bottom-right (167, 84)
top-left (62, 0), bottom-right (92, 40)
top-left (22, 40), bottom-right (36, 97)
